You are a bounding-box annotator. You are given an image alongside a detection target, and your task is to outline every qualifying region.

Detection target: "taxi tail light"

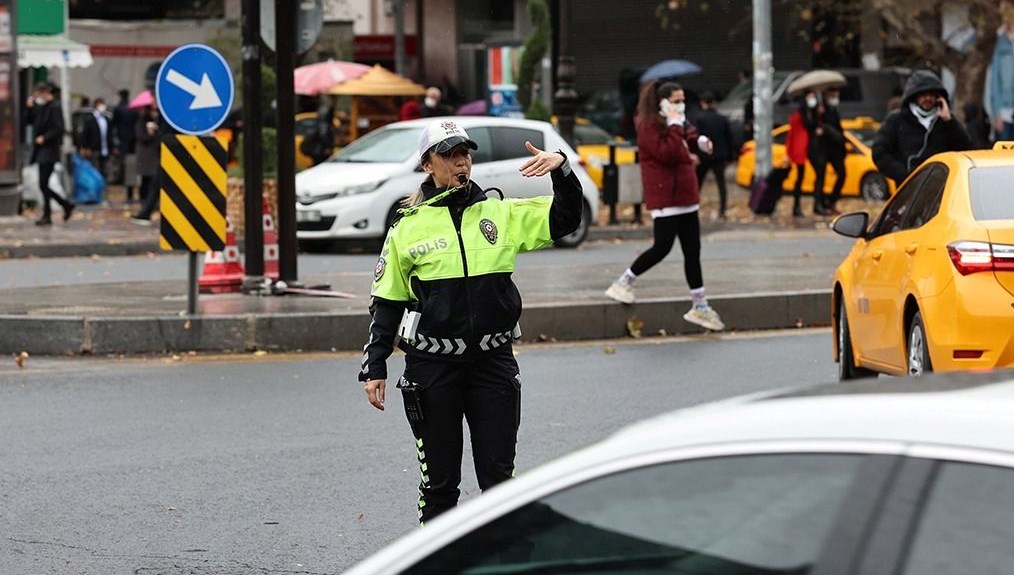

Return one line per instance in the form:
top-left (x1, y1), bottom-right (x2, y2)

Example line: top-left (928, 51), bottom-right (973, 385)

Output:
top-left (947, 241), bottom-right (1014, 275)
top-left (953, 350), bottom-right (984, 359)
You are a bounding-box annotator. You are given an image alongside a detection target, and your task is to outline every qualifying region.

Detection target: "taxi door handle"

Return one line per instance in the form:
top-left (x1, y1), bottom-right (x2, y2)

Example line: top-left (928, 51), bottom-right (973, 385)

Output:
top-left (871, 250), bottom-right (883, 262)
top-left (905, 243), bottom-right (919, 255)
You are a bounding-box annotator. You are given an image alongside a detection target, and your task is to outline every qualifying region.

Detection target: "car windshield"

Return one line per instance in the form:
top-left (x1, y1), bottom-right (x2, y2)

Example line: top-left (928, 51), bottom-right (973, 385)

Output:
top-left (328, 127), bottom-right (421, 163)
top-left (719, 71), bottom-right (791, 109)
top-left (969, 166), bottom-right (1014, 220)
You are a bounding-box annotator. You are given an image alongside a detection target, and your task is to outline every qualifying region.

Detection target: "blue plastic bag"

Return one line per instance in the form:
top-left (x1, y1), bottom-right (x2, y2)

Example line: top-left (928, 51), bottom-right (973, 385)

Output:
top-left (72, 153), bottom-right (106, 204)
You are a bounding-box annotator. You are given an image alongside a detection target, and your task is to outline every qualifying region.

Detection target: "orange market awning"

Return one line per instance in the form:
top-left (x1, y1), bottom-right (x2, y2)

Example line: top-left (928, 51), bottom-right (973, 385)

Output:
top-left (326, 64), bottom-right (425, 96)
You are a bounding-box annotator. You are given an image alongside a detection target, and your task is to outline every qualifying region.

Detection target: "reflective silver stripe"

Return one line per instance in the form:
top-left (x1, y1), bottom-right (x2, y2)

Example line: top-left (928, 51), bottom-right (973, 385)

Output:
top-left (479, 330), bottom-right (514, 351)
top-left (410, 335), bottom-right (465, 355)
top-left (409, 331), bottom-right (514, 354)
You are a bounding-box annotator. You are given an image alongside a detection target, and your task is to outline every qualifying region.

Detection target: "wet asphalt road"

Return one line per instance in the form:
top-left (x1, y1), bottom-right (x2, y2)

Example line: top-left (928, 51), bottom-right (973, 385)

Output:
top-left (0, 329), bottom-right (837, 574)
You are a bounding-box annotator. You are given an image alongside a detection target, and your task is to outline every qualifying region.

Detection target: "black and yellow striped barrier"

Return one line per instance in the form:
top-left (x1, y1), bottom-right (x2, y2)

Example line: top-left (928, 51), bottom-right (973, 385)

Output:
top-left (158, 135), bottom-right (228, 252)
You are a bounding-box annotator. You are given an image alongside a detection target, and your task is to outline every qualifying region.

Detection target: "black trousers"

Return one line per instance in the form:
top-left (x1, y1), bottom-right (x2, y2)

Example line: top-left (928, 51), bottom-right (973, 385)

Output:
top-left (810, 154), bottom-right (845, 209)
top-left (629, 211), bottom-right (703, 290)
top-left (135, 174), bottom-right (160, 220)
top-left (37, 161), bottom-right (71, 220)
top-left (695, 160), bottom-right (728, 215)
top-left (401, 347), bottom-right (521, 524)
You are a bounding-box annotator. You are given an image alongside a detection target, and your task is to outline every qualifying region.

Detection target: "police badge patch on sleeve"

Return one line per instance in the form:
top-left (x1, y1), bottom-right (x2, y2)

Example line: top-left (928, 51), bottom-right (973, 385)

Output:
top-left (479, 218), bottom-right (498, 244)
top-left (374, 257), bottom-right (386, 282)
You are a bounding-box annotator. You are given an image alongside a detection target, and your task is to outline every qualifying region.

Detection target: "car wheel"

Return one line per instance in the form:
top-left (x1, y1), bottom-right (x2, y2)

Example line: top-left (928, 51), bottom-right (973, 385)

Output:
top-left (860, 172), bottom-right (889, 202)
top-left (907, 311), bottom-right (933, 376)
top-left (838, 299), bottom-right (877, 381)
top-left (554, 201), bottom-right (591, 248)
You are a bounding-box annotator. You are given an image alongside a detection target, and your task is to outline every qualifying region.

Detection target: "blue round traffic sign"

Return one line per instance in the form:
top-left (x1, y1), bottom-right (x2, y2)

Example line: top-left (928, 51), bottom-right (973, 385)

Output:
top-left (155, 44), bottom-right (234, 135)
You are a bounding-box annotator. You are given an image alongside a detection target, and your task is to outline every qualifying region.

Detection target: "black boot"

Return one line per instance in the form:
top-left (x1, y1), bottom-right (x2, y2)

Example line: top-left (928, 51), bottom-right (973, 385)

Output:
top-left (792, 199), bottom-right (803, 218)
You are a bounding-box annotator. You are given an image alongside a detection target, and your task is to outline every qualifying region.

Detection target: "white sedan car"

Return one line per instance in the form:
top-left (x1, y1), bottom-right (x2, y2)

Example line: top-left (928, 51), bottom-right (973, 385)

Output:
top-left (295, 116), bottom-right (600, 248)
top-left (347, 370), bottom-right (1014, 574)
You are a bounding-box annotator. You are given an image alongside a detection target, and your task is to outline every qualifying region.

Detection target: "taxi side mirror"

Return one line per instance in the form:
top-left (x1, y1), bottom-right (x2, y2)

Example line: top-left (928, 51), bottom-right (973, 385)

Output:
top-left (832, 212), bottom-right (869, 239)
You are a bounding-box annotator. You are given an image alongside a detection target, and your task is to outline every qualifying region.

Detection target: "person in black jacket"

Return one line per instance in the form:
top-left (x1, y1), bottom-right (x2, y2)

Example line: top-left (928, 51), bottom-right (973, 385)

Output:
top-left (803, 87), bottom-right (846, 216)
top-left (873, 70), bottom-right (971, 185)
top-left (79, 97), bottom-right (113, 177)
top-left (693, 91), bottom-right (734, 219)
top-left (26, 82), bottom-right (74, 226)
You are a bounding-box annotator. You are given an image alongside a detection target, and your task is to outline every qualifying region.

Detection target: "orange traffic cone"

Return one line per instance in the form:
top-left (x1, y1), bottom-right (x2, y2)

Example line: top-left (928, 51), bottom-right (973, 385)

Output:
top-left (262, 197), bottom-right (280, 281)
top-left (199, 217), bottom-right (245, 293)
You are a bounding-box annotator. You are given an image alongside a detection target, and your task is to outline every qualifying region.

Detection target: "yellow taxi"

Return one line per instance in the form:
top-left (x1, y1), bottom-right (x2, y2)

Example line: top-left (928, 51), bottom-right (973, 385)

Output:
top-left (736, 117), bottom-right (896, 201)
top-left (295, 111), bottom-right (345, 171)
top-left (831, 142), bottom-right (1014, 380)
top-left (552, 117), bottom-right (636, 189)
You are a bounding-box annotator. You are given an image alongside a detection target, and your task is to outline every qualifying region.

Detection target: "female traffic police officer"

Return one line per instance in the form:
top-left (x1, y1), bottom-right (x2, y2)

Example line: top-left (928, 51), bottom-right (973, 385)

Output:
top-left (359, 119), bottom-right (583, 524)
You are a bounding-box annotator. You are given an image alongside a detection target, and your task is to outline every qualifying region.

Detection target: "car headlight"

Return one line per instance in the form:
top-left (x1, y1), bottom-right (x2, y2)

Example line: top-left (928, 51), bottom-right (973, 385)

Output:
top-left (340, 179), bottom-right (387, 196)
top-left (298, 192), bottom-right (338, 205)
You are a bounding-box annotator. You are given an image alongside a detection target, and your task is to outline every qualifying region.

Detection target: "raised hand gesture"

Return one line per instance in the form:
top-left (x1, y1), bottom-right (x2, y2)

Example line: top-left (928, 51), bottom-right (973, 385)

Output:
top-left (519, 141), bottom-right (564, 177)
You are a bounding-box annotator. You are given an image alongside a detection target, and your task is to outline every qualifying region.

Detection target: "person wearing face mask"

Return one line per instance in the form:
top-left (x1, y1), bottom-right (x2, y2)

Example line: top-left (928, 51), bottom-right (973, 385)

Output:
top-left (604, 81), bottom-right (724, 332)
top-left (421, 86), bottom-right (453, 117)
top-left (26, 82), bottom-right (74, 226)
top-left (872, 69), bottom-right (971, 185)
top-left (803, 88), bottom-right (846, 216)
top-left (79, 97), bottom-right (113, 177)
top-left (784, 91), bottom-right (813, 217)
top-left (359, 119), bottom-right (583, 524)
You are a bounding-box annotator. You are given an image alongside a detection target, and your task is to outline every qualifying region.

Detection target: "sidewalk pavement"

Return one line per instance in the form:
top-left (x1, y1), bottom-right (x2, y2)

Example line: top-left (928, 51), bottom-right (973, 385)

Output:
top-left (0, 183), bottom-right (866, 356)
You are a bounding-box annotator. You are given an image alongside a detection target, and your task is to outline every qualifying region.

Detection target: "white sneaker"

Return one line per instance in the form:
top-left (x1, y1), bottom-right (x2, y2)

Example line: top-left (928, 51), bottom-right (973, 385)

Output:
top-left (605, 282), bottom-right (635, 304)
top-left (683, 306), bottom-right (725, 331)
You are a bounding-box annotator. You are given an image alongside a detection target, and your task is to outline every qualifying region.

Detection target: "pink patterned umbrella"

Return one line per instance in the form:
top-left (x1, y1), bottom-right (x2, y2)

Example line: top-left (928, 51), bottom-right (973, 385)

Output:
top-left (128, 90), bottom-right (154, 109)
top-left (294, 60), bottom-right (372, 96)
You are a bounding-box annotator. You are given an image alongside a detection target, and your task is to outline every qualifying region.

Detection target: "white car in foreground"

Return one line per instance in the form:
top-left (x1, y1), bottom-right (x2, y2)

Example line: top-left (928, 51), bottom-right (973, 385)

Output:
top-left (347, 370), bottom-right (1014, 574)
top-left (295, 116), bottom-right (600, 248)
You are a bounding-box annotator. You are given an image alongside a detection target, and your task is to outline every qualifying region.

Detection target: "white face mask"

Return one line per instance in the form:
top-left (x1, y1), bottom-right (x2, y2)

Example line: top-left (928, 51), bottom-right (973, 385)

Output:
top-left (424, 97), bottom-right (437, 108)
top-left (34, 97), bottom-right (46, 106)
top-left (672, 101), bottom-right (686, 114)
top-left (826, 97), bottom-right (840, 107)
top-left (806, 96), bottom-right (818, 108)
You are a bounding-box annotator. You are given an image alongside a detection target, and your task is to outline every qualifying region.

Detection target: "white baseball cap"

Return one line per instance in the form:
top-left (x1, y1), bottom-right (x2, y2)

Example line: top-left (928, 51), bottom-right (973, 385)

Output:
top-left (417, 119), bottom-right (478, 159)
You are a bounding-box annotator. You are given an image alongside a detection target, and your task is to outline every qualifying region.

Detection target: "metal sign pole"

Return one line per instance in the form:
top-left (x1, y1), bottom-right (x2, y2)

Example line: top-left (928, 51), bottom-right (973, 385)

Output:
top-left (188, 252), bottom-right (199, 315)
top-left (752, 0), bottom-right (773, 183)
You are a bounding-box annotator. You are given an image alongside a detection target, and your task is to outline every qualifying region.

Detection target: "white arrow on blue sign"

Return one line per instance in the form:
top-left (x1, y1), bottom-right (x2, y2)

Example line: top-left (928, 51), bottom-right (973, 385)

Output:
top-left (156, 44), bottom-right (234, 135)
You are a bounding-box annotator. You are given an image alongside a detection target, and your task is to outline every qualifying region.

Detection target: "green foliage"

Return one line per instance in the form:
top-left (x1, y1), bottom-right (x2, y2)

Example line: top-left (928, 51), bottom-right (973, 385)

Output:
top-left (235, 127), bottom-right (278, 178)
top-left (518, 0), bottom-right (550, 114)
top-left (525, 99), bottom-right (550, 122)
top-left (207, 32), bottom-right (277, 120)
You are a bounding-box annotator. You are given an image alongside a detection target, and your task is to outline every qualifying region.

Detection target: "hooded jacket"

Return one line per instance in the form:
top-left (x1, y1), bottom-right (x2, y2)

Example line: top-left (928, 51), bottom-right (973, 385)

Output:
top-left (872, 70), bottom-right (971, 184)
top-left (358, 158), bottom-right (583, 382)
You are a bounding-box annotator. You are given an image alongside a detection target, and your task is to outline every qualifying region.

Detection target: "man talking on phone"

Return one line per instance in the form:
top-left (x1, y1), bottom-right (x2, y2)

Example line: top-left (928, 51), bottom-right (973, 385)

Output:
top-left (872, 69), bottom-right (971, 185)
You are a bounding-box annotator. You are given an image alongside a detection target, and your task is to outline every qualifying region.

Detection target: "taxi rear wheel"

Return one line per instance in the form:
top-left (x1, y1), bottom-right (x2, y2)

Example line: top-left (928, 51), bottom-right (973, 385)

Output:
top-left (907, 311), bottom-right (933, 377)
top-left (860, 172), bottom-right (889, 202)
top-left (838, 299), bottom-right (877, 381)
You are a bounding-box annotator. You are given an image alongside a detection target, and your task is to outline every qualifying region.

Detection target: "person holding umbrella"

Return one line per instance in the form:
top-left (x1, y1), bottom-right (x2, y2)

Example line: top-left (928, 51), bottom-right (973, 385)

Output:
top-left (804, 87), bottom-right (846, 216)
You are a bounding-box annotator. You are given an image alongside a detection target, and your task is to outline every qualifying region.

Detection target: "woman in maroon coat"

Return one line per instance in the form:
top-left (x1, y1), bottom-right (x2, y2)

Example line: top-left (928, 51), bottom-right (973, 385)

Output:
top-left (605, 81), bottom-right (724, 331)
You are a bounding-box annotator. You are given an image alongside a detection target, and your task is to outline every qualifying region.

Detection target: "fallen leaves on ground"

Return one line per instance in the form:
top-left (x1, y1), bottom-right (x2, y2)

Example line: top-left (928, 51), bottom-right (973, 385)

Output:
top-left (626, 317), bottom-right (644, 338)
